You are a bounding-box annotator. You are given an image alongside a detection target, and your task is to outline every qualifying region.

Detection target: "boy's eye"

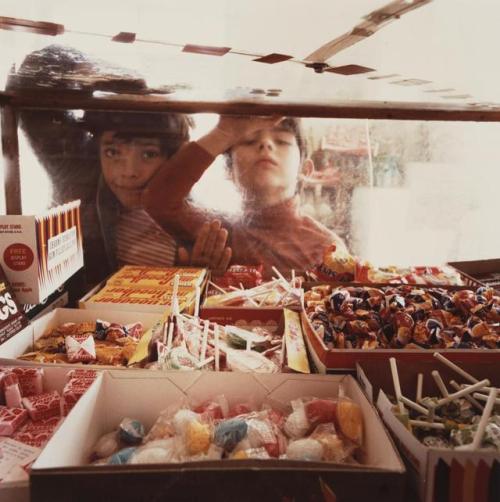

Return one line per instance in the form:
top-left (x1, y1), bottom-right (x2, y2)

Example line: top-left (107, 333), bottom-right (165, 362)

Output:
top-left (141, 149), bottom-right (161, 160)
top-left (104, 147), bottom-right (120, 158)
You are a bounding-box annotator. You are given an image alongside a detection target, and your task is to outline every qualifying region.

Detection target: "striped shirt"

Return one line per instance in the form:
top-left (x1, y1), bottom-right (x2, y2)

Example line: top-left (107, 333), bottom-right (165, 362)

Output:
top-left (115, 209), bottom-right (177, 267)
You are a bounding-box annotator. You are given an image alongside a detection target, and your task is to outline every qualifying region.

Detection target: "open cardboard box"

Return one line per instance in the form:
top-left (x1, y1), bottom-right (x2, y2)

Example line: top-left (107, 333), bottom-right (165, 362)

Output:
top-left (0, 364), bottom-right (102, 502)
top-left (356, 359), bottom-right (500, 502)
top-left (0, 308), bottom-right (161, 369)
top-left (200, 306), bottom-right (310, 374)
top-left (30, 371), bottom-right (405, 502)
top-left (448, 258), bottom-right (500, 291)
top-left (301, 310), bottom-right (500, 373)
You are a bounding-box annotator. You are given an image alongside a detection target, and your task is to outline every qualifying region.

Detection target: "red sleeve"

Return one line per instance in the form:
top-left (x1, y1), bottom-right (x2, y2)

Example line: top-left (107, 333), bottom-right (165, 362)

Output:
top-left (143, 142), bottom-right (215, 241)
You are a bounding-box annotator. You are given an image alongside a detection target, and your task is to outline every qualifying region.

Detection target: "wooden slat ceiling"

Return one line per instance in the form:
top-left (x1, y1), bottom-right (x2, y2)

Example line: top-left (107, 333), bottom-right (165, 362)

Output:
top-left (1, 0), bottom-right (500, 118)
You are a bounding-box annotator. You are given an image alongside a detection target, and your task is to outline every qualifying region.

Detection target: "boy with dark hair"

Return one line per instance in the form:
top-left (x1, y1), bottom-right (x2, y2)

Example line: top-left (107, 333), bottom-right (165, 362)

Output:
top-left (144, 116), bottom-right (347, 277)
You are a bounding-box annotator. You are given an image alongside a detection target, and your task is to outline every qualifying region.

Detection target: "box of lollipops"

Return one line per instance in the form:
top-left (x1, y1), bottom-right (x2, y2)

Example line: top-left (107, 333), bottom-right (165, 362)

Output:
top-left (29, 371), bottom-right (406, 502)
top-left (357, 353), bottom-right (500, 502)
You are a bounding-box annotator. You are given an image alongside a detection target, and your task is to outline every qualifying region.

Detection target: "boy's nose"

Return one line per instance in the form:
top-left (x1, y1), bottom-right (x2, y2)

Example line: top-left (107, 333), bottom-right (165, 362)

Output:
top-left (258, 136), bottom-right (275, 151)
top-left (119, 151), bottom-right (140, 176)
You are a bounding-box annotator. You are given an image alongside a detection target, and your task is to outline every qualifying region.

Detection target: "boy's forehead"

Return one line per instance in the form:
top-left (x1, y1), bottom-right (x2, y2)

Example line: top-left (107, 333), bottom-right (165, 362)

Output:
top-left (100, 131), bottom-right (161, 145)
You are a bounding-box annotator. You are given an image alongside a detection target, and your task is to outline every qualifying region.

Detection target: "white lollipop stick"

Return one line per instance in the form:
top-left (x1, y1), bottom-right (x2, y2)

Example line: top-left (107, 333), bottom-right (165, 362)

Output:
top-left (208, 281), bottom-right (227, 294)
top-left (434, 379), bottom-right (490, 408)
top-left (449, 380), bottom-right (484, 411)
top-left (214, 323), bottom-right (220, 371)
top-left (272, 266), bottom-right (292, 291)
top-left (416, 373), bottom-right (424, 403)
top-left (171, 274), bottom-right (180, 315)
top-left (200, 320), bottom-right (209, 360)
top-left (196, 356), bottom-right (215, 369)
top-left (457, 388), bottom-right (498, 451)
top-left (433, 353), bottom-right (478, 384)
top-left (409, 420), bottom-right (446, 430)
top-left (399, 396), bottom-right (433, 417)
top-left (194, 286), bottom-right (201, 318)
top-left (162, 321), bottom-right (169, 345)
top-left (432, 370), bottom-right (449, 398)
top-left (390, 358), bottom-right (406, 414)
top-left (472, 393), bottom-right (500, 405)
top-left (279, 333), bottom-right (286, 367)
top-left (166, 322), bottom-right (174, 351)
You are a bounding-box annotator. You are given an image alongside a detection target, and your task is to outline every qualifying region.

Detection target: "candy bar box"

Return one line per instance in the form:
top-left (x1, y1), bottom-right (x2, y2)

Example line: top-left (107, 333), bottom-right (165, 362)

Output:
top-left (0, 364), bottom-right (100, 502)
top-left (357, 357), bottom-right (500, 502)
top-left (31, 372), bottom-right (405, 502)
top-left (79, 265), bottom-right (207, 314)
top-left (0, 201), bottom-right (83, 304)
top-left (0, 308), bottom-right (161, 369)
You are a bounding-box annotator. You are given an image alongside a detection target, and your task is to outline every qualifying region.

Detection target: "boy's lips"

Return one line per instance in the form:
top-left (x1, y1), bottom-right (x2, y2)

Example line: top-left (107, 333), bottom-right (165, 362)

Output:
top-left (255, 157), bottom-right (278, 167)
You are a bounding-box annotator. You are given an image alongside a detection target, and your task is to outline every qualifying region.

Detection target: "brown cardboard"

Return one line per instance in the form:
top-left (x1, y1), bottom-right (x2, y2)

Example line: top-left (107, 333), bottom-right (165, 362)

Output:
top-left (356, 358), bottom-right (500, 502)
top-left (448, 258), bottom-right (500, 290)
top-left (0, 308), bottom-right (161, 369)
top-left (301, 310), bottom-right (500, 373)
top-left (31, 372), bottom-right (405, 502)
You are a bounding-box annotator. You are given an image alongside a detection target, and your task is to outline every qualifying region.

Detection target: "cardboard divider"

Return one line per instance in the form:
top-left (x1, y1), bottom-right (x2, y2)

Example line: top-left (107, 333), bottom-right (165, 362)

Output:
top-left (31, 372), bottom-right (406, 502)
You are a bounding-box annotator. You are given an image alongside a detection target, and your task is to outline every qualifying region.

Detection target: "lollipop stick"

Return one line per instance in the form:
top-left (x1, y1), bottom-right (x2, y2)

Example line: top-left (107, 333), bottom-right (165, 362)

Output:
top-left (390, 358), bottom-right (406, 414)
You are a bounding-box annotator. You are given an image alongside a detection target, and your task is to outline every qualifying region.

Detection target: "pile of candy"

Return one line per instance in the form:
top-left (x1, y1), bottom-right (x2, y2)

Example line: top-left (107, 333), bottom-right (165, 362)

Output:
top-left (148, 309), bottom-right (306, 373)
top-left (0, 367), bottom-right (96, 447)
top-left (305, 284), bottom-right (499, 349)
top-left (19, 320), bottom-right (143, 365)
top-left (204, 266), bottom-right (303, 309)
top-left (389, 355), bottom-right (499, 451)
top-left (89, 394), bottom-right (364, 465)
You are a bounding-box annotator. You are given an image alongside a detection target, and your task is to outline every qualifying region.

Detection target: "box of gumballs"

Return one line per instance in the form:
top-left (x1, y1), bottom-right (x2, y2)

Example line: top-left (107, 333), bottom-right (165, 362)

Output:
top-left (30, 371), bottom-right (406, 502)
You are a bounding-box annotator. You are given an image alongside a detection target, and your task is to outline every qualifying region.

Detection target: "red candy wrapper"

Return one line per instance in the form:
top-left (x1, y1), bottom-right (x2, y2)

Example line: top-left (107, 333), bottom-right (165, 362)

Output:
top-left (213, 265), bottom-right (264, 290)
top-left (0, 405), bottom-right (29, 435)
top-left (305, 399), bottom-right (337, 429)
top-left (13, 417), bottom-right (61, 448)
top-left (66, 369), bottom-right (98, 381)
top-left (62, 378), bottom-right (94, 415)
top-left (11, 367), bottom-right (44, 397)
top-left (65, 334), bottom-right (96, 363)
top-left (2, 373), bottom-right (23, 408)
top-left (22, 390), bottom-right (61, 422)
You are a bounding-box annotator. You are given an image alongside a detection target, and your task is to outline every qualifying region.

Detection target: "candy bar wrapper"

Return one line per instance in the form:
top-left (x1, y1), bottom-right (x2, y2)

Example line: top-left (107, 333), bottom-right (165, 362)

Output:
top-left (65, 333), bottom-right (96, 363)
top-left (2, 372), bottom-right (23, 408)
top-left (89, 286), bottom-right (174, 306)
top-left (66, 369), bottom-right (98, 381)
top-left (283, 309), bottom-right (310, 374)
top-left (62, 378), bottom-right (94, 415)
top-left (213, 265), bottom-right (264, 290)
top-left (107, 266), bottom-right (206, 289)
top-left (11, 367), bottom-right (44, 397)
top-left (0, 405), bottom-right (29, 436)
top-left (13, 416), bottom-right (62, 447)
top-left (22, 390), bottom-right (61, 422)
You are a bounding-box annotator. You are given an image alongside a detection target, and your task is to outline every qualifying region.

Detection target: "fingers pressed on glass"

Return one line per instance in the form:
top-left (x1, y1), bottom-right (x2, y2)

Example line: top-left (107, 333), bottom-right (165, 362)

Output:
top-left (201, 220), bottom-right (221, 259)
top-left (214, 246), bottom-right (232, 275)
top-left (191, 221), bottom-right (211, 259)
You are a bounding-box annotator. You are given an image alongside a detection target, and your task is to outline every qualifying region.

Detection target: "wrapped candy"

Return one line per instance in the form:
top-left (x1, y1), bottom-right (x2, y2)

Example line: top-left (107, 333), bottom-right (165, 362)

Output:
top-left (0, 405), bottom-right (28, 436)
top-left (119, 417), bottom-right (145, 445)
top-left (21, 390), bottom-right (61, 422)
top-left (286, 438), bottom-right (323, 461)
top-left (130, 438), bottom-right (180, 464)
top-left (185, 420), bottom-right (212, 455)
top-left (336, 398), bottom-right (364, 445)
top-left (11, 367), bottom-right (44, 396)
top-left (92, 430), bottom-right (122, 459)
top-left (214, 419), bottom-right (248, 452)
top-left (284, 401), bottom-right (310, 439)
top-left (65, 334), bottom-right (96, 363)
top-left (310, 423), bottom-right (356, 463)
top-left (2, 373), bottom-right (23, 408)
top-left (108, 447), bottom-right (137, 465)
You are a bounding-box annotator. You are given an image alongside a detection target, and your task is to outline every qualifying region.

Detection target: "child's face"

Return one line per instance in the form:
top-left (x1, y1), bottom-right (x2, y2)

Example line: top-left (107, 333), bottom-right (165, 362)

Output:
top-left (229, 127), bottom-right (302, 197)
top-left (99, 131), bottom-right (164, 209)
